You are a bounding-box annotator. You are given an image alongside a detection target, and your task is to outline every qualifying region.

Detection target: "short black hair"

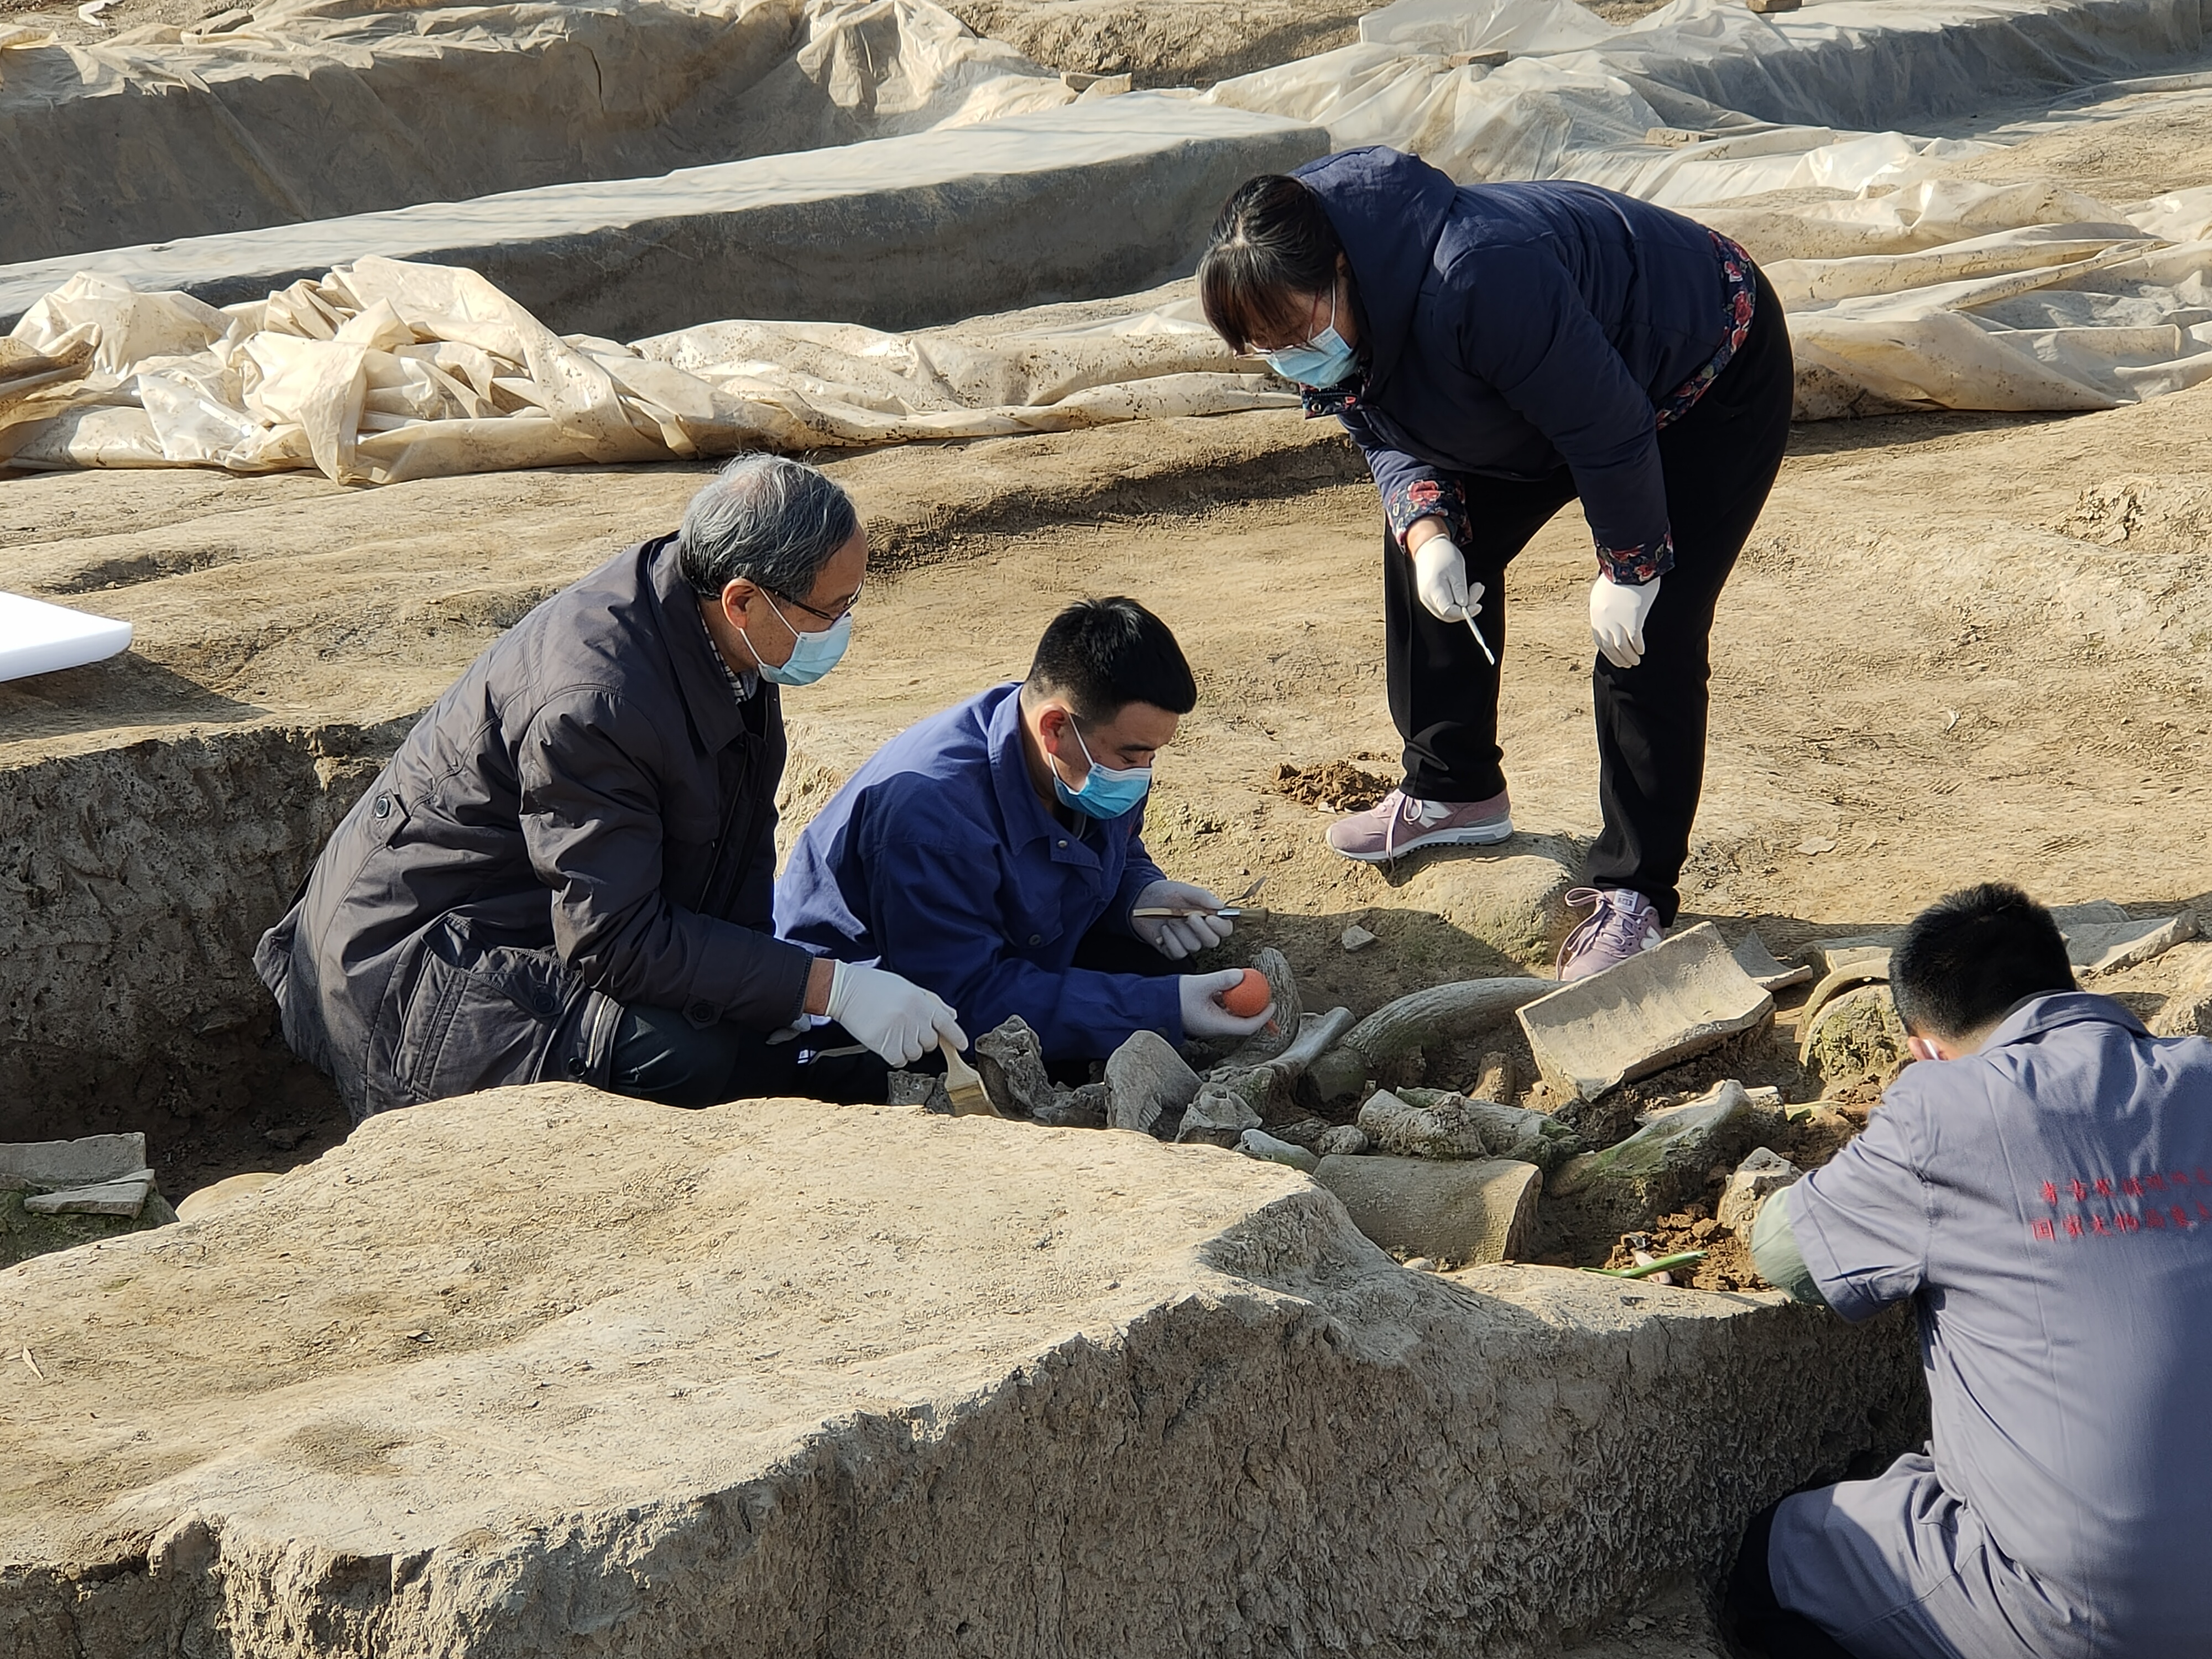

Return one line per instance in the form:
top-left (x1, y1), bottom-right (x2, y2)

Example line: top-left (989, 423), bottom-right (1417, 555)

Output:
top-left (1889, 883), bottom-right (2076, 1041)
top-left (1198, 173), bottom-right (1344, 354)
top-left (1025, 597), bottom-right (1196, 723)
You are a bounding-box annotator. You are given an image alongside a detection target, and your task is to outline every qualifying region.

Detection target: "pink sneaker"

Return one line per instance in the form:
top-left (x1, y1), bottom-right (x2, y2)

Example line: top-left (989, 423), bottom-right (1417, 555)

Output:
top-left (1556, 887), bottom-right (1663, 982)
top-left (1324, 788), bottom-right (1512, 864)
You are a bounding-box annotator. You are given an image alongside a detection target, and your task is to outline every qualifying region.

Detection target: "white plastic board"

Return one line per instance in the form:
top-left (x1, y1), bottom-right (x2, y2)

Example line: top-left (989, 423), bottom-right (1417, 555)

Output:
top-left (0, 592), bottom-right (133, 682)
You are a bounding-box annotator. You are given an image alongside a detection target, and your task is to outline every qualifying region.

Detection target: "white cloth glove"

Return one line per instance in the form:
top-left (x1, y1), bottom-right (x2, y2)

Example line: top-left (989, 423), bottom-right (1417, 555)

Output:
top-left (1130, 879), bottom-right (1234, 961)
top-left (1178, 968), bottom-right (1276, 1040)
top-left (1589, 573), bottom-right (1661, 669)
top-left (825, 961), bottom-right (967, 1068)
top-left (1412, 535), bottom-right (1483, 623)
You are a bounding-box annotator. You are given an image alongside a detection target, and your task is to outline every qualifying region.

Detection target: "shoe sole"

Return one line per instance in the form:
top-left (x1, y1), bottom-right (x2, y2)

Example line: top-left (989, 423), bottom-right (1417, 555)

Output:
top-left (1327, 819), bottom-right (1514, 864)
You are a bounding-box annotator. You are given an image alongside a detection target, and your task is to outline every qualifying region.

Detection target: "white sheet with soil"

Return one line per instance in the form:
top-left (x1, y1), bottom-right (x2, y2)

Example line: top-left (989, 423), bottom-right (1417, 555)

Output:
top-left (13, 0), bottom-right (2212, 477)
top-left (0, 0), bottom-right (1082, 263)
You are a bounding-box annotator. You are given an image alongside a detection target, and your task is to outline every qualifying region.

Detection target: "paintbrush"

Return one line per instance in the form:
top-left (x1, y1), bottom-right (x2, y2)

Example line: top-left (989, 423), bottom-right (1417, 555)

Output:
top-left (941, 1045), bottom-right (1000, 1117)
top-left (1128, 904), bottom-right (1266, 920)
top-left (1129, 875), bottom-right (1269, 920)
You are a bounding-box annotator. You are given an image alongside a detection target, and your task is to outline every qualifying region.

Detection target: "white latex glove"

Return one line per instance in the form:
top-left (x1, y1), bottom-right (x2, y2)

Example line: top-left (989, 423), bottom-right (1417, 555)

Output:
top-left (825, 961), bottom-right (968, 1068)
top-left (1178, 968), bottom-right (1276, 1041)
top-left (1130, 879), bottom-right (1234, 961)
top-left (1412, 535), bottom-right (1484, 624)
top-left (1589, 573), bottom-right (1661, 669)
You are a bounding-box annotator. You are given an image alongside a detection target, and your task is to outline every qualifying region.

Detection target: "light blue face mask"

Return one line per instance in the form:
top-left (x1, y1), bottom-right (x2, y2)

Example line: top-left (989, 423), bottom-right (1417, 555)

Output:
top-left (1051, 719), bottom-right (1152, 819)
top-left (1262, 284), bottom-right (1359, 389)
top-left (748, 593), bottom-right (852, 688)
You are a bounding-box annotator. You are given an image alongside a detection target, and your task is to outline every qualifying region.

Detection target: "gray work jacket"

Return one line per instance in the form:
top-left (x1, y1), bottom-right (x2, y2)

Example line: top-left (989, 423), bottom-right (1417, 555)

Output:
top-left (255, 534), bottom-right (812, 1120)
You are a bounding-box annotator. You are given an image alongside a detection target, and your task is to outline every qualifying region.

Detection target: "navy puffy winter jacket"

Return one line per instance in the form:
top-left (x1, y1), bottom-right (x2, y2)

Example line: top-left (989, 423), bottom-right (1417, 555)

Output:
top-left (1292, 146), bottom-right (1744, 580)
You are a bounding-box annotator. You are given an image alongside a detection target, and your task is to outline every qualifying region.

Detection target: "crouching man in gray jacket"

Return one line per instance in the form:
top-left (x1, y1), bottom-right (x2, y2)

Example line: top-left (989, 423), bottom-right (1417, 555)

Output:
top-left (257, 454), bottom-right (964, 1122)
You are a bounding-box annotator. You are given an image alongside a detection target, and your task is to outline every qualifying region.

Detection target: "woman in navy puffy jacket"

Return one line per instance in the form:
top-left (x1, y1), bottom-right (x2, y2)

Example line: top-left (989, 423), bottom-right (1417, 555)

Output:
top-left (1200, 146), bottom-right (1792, 982)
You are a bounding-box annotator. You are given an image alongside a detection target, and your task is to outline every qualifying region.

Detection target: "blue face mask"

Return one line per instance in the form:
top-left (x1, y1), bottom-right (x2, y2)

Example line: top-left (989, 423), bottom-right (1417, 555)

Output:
top-left (748, 593), bottom-right (852, 688)
top-left (1262, 284), bottom-right (1359, 389)
top-left (1051, 720), bottom-right (1152, 819)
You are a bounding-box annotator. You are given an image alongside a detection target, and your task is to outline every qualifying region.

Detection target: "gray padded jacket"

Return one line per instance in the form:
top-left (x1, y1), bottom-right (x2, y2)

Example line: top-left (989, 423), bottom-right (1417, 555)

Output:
top-left (255, 533), bottom-right (811, 1120)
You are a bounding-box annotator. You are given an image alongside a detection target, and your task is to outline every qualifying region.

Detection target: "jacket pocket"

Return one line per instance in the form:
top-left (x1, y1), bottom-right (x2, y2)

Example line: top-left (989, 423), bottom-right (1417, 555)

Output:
top-left (377, 918), bottom-right (576, 1112)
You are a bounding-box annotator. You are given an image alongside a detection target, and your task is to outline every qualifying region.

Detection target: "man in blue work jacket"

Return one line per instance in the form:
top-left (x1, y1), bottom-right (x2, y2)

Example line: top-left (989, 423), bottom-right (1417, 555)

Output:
top-left (775, 597), bottom-right (1275, 1066)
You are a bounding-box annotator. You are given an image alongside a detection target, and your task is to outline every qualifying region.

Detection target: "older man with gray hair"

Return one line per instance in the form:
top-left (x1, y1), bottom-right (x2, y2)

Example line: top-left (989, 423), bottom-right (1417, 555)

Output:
top-left (257, 454), bottom-right (963, 1121)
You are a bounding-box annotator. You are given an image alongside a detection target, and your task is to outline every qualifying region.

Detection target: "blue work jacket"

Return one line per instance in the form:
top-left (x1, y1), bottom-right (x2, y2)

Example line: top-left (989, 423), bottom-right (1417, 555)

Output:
top-left (774, 682), bottom-right (1176, 1061)
top-left (1294, 147), bottom-right (1738, 578)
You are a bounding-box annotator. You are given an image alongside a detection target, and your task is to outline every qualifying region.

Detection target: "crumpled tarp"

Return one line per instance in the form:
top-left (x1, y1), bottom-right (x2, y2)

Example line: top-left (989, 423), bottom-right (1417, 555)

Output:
top-left (13, 0), bottom-right (2212, 481)
top-left (0, 259), bottom-right (1288, 482)
top-left (0, 0), bottom-right (1084, 264)
top-left (1205, 0), bottom-right (2212, 415)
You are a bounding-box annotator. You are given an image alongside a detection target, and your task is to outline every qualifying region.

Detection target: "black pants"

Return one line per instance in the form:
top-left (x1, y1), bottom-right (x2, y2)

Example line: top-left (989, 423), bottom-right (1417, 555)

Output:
top-left (1383, 267), bottom-right (1793, 924)
top-left (604, 1005), bottom-right (889, 1110)
top-left (1723, 1500), bottom-right (1856, 1658)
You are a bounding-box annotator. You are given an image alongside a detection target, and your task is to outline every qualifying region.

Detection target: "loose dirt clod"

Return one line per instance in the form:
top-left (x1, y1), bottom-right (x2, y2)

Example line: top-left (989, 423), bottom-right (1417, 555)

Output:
top-left (1271, 759), bottom-right (1391, 813)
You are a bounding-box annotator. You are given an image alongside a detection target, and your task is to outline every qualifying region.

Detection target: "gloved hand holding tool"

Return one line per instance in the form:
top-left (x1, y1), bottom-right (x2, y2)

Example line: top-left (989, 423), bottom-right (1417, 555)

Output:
top-left (1178, 968), bottom-right (1276, 1040)
top-left (1589, 573), bottom-right (1661, 669)
top-left (1129, 879), bottom-right (1237, 960)
top-left (826, 961), bottom-right (967, 1067)
top-left (1412, 534), bottom-right (1497, 666)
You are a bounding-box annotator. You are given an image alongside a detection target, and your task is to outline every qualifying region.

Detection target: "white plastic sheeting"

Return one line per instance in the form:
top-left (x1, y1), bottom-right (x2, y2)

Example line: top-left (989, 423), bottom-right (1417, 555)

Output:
top-left (13, 0), bottom-right (2212, 481)
top-left (1207, 0), bottom-right (2212, 415)
top-left (0, 260), bottom-right (1289, 482)
top-left (0, 0), bottom-right (1084, 264)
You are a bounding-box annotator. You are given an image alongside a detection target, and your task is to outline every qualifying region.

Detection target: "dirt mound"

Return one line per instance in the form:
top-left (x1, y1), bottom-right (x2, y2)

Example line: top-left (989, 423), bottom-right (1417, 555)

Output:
top-left (1272, 757), bottom-right (1392, 811)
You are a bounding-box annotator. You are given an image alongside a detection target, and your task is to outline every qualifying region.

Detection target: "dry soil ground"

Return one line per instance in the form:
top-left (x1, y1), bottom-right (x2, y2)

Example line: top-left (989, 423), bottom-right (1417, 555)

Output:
top-left (9, 91), bottom-right (2212, 1208)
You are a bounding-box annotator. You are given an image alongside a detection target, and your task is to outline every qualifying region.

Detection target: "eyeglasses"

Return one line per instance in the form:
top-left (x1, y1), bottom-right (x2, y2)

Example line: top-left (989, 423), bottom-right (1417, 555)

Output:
top-left (771, 583), bottom-right (863, 626)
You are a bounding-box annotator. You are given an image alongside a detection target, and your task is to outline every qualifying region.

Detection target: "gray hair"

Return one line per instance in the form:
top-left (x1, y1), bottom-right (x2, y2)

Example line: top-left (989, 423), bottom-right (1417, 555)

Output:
top-left (677, 453), bottom-right (859, 599)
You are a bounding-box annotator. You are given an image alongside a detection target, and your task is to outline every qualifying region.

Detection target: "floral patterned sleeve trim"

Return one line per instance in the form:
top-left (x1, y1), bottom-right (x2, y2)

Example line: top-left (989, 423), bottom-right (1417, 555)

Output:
top-left (1383, 476), bottom-right (1471, 547)
top-left (1595, 531), bottom-right (1674, 585)
top-left (1652, 231), bottom-right (1758, 430)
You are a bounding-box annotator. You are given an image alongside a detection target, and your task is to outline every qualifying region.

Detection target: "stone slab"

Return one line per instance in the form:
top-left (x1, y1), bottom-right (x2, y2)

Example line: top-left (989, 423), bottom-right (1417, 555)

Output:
top-left (1729, 929), bottom-right (1815, 993)
top-left (0, 96), bottom-right (1328, 340)
top-left (2055, 907), bottom-right (2196, 974)
top-left (0, 1084), bottom-right (1923, 1656)
top-left (20, 1172), bottom-right (154, 1217)
top-left (1518, 924), bottom-right (1776, 1101)
top-left (1312, 1152), bottom-right (1542, 1265)
top-left (0, 1133), bottom-right (148, 1190)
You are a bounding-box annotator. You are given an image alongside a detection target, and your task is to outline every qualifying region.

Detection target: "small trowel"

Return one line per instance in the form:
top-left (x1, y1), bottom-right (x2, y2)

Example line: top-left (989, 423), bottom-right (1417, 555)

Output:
top-left (941, 1045), bottom-right (1000, 1118)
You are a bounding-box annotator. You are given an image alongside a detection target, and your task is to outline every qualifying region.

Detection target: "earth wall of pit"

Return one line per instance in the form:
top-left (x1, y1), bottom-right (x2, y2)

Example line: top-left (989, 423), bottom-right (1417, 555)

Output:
top-left (0, 1089), bottom-right (1927, 1658)
top-left (0, 723), bottom-right (394, 1145)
